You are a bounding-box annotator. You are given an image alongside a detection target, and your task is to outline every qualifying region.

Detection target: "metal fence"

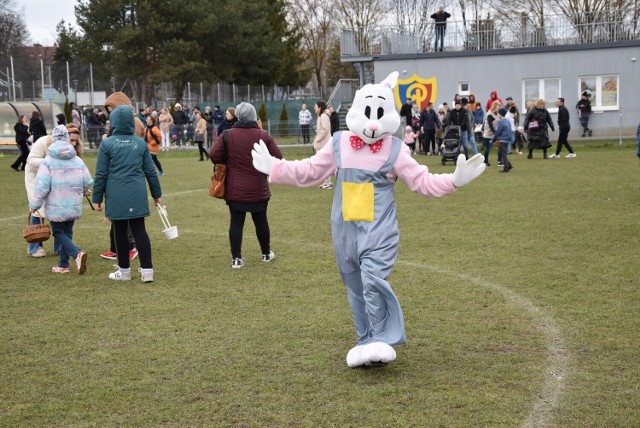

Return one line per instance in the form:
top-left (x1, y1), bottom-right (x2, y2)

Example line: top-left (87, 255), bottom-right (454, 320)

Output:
top-left (341, 10), bottom-right (640, 57)
top-left (0, 56), bottom-right (333, 108)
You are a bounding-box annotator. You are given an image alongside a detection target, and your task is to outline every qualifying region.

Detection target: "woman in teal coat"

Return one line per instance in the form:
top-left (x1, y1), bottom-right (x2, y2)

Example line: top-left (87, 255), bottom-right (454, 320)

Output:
top-left (92, 105), bottom-right (162, 282)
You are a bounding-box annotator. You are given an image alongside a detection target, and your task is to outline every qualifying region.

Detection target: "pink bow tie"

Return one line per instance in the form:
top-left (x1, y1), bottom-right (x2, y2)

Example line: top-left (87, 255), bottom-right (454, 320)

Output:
top-left (350, 135), bottom-right (384, 153)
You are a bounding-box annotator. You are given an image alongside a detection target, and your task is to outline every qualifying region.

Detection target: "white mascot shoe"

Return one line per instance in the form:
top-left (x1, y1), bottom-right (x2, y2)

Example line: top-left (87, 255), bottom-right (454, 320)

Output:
top-left (346, 342), bottom-right (397, 368)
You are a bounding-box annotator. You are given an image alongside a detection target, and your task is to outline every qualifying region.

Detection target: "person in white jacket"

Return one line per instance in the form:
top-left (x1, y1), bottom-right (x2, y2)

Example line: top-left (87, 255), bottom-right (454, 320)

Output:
top-left (24, 135), bottom-right (59, 257)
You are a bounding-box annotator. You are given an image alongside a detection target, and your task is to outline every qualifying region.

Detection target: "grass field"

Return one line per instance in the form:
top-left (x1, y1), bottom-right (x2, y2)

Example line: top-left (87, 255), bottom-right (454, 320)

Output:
top-left (1, 142), bottom-right (638, 427)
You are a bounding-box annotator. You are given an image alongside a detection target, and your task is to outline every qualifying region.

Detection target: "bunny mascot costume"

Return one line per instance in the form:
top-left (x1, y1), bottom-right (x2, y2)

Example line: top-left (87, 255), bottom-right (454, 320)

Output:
top-left (252, 72), bottom-right (485, 367)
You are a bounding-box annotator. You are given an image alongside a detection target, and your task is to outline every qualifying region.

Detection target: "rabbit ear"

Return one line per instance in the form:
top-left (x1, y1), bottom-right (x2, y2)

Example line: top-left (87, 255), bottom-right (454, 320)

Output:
top-left (381, 71), bottom-right (399, 89)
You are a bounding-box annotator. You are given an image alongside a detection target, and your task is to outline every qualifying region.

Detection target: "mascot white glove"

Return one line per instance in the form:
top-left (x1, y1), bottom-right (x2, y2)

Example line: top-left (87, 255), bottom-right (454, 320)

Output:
top-left (252, 139), bottom-right (273, 175)
top-left (452, 153), bottom-right (486, 187)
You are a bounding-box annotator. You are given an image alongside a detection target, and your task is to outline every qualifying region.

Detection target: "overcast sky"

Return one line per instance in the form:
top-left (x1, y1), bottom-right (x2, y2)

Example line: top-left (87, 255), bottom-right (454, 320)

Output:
top-left (20, 0), bottom-right (77, 46)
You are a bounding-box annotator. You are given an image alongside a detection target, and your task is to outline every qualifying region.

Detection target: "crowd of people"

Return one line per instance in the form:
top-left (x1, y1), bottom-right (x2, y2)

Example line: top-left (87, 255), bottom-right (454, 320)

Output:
top-left (12, 85), bottom-right (614, 275)
top-left (43, 101), bottom-right (227, 155)
top-left (396, 89), bottom-right (585, 173)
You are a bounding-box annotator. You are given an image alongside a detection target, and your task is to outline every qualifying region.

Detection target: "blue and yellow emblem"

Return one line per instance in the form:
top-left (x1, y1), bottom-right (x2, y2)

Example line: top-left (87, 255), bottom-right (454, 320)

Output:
top-left (394, 74), bottom-right (437, 111)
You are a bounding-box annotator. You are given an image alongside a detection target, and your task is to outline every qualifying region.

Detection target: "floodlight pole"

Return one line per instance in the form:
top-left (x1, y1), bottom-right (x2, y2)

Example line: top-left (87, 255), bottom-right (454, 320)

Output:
top-left (40, 56), bottom-right (45, 100)
top-left (10, 56), bottom-right (16, 102)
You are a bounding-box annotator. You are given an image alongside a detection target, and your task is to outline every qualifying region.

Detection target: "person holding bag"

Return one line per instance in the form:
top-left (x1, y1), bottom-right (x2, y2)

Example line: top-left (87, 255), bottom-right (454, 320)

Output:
top-left (29, 126), bottom-right (93, 274)
top-left (208, 102), bottom-right (283, 269)
top-left (523, 98), bottom-right (554, 159)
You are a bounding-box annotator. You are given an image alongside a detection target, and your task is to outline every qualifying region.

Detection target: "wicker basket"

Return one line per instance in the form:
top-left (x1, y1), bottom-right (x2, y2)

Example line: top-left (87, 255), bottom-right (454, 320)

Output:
top-left (23, 212), bottom-right (51, 243)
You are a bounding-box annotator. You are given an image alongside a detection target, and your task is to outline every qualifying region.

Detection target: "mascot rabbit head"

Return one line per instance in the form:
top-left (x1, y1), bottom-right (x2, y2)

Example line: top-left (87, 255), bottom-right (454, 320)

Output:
top-left (346, 71), bottom-right (402, 145)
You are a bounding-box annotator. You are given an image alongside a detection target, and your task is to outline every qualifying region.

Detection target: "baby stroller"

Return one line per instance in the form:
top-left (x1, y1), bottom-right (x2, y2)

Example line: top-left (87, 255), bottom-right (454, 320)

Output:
top-left (441, 125), bottom-right (461, 165)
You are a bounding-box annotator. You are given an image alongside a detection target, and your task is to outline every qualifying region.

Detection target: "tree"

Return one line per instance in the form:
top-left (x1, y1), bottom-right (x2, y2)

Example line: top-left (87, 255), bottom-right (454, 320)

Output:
top-left (63, 98), bottom-right (71, 123)
top-left (0, 0), bottom-right (30, 70)
top-left (278, 102), bottom-right (289, 136)
top-left (285, 0), bottom-right (335, 93)
top-left (389, 0), bottom-right (440, 38)
top-left (325, 38), bottom-right (358, 85)
top-left (71, 0), bottom-right (213, 104)
top-left (265, 0), bottom-right (312, 86)
top-left (195, 0), bottom-right (309, 87)
top-left (258, 103), bottom-right (268, 124)
top-left (51, 21), bottom-right (92, 96)
top-left (333, 0), bottom-right (389, 56)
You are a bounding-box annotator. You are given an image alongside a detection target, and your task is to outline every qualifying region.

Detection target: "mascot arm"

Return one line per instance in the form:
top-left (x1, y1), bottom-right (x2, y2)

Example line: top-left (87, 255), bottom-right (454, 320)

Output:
top-left (251, 139), bottom-right (285, 176)
top-left (452, 154), bottom-right (486, 188)
top-left (393, 144), bottom-right (457, 197)
top-left (269, 142), bottom-right (337, 187)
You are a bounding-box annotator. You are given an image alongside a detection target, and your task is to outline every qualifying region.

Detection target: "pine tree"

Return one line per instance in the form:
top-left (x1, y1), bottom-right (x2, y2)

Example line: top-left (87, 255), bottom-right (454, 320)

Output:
top-left (278, 102), bottom-right (288, 136)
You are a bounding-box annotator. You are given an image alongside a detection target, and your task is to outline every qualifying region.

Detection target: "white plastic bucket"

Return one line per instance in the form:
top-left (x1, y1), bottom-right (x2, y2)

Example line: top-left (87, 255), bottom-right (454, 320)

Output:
top-left (157, 205), bottom-right (178, 240)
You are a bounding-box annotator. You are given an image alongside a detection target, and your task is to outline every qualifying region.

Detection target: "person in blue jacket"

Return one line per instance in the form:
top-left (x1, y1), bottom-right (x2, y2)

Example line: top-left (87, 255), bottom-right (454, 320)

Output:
top-left (92, 105), bottom-right (162, 282)
top-left (492, 108), bottom-right (514, 173)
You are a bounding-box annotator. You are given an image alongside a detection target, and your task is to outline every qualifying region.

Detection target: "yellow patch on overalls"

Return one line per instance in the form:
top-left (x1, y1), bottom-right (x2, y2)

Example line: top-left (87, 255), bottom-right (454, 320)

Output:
top-left (342, 182), bottom-right (374, 221)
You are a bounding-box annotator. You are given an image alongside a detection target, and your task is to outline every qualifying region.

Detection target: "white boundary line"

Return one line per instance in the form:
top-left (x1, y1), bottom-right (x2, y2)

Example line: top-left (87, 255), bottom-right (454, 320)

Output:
top-left (398, 260), bottom-right (569, 428)
top-left (2, 205), bottom-right (569, 426)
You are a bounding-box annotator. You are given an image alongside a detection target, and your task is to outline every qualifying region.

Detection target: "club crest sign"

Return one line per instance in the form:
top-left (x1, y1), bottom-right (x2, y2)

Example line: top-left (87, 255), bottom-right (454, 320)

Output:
top-left (393, 74), bottom-right (437, 111)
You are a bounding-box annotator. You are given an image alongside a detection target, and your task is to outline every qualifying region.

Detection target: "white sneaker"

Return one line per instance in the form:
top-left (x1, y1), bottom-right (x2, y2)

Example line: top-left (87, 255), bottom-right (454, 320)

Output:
top-left (139, 268), bottom-right (154, 283)
top-left (262, 250), bottom-right (275, 263)
top-left (31, 247), bottom-right (46, 258)
top-left (75, 251), bottom-right (87, 275)
top-left (548, 153), bottom-right (559, 158)
top-left (109, 267), bottom-right (131, 281)
top-left (565, 153), bottom-right (576, 158)
top-left (231, 257), bottom-right (245, 269)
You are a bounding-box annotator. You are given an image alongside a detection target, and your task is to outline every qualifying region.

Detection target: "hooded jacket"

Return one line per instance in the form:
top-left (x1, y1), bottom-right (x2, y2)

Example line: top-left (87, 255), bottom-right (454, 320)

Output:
top-left (92, 105), bottom-right (162, 220)
top-left (29, 140), bottom-right (93, 222)
top-left (485, 91), bottom-right (503, 112)
top-left (104, 92), bottom-right (145, 137)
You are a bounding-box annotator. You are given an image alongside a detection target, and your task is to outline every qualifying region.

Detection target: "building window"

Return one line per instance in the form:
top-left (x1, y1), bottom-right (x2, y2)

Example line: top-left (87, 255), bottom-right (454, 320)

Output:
top-left (458, 82), bottom-right (470, 97)
top-left (579, 75), bottom-right (619, 111)
top-left (523, 78), bottom-right (561, 112)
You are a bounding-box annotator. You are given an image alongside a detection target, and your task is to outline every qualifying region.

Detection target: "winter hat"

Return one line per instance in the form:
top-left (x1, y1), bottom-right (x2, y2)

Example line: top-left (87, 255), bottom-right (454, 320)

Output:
top-left (56, 113), bottom-right (66, 125)
top-left (52, 125), bottom-right (69, 143)
top-left (235, 102), bottom-right (257, 122)
top-left (498, 108), bottom-right (507, 117)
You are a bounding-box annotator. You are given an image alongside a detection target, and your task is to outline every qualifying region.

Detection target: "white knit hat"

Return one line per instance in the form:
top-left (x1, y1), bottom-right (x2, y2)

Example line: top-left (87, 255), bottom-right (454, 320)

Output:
top-left (52, 125), bottom-right (69, 144)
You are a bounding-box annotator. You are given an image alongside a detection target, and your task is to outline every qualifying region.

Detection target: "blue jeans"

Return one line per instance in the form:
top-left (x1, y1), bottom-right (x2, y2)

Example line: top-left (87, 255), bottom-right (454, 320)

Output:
top-left (434, 26), bottom-right (446, 51)
top-left (50, 220), bottom-right (80, 268)
top-left (483, 138), bottom-right (493, 163)
top-left (27, 215), bottom-right (61, 255)
top-left (461, 130), bottom-right (479, 157)
top-left (507, 133), bottom-right (515, 154)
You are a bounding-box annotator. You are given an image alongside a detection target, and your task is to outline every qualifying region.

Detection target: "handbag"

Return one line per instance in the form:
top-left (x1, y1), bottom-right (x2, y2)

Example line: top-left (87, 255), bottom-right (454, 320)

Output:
top-left (208, 164), bottom-right (226, 199)
top-left (208, 130), bottom-right (229, 199)
top-left (528, 119), bottom-right (539, 130)
top-left (23, 211), bottom-right (51, 243)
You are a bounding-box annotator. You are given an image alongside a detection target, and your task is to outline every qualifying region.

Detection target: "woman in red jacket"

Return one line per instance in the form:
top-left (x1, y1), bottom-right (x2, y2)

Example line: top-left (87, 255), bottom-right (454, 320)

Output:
top-left (209, 102), bottom-right (283, 269)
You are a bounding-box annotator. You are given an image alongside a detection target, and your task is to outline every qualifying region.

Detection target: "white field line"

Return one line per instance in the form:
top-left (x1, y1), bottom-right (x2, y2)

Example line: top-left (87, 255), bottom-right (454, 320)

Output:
top-left (399, 261), bottom-right (569, 428)
top-left (3, 215), bottom-right (569, 426)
